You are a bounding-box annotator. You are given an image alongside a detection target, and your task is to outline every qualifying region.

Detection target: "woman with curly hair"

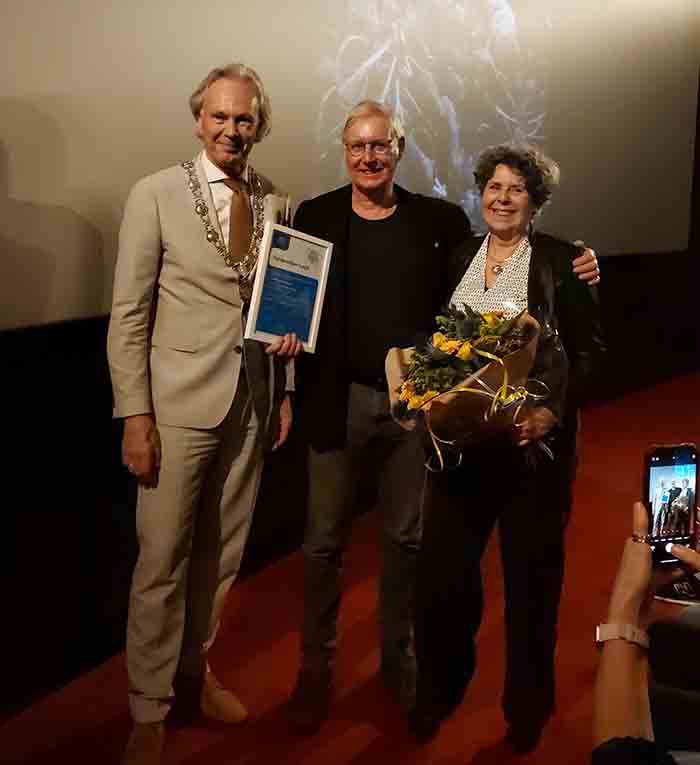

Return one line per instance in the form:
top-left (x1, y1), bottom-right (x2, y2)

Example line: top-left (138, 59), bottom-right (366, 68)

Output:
top-left (409, 144), bottom-right (605, 751)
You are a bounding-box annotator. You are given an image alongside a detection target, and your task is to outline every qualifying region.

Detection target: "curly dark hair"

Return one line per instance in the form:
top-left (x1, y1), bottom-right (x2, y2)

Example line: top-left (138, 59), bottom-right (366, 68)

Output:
top-left (473, 144), bottom-right (560, 210)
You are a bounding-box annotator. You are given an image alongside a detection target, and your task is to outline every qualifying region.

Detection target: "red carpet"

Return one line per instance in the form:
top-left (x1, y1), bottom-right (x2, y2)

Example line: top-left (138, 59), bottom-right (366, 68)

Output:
top-left (4, 373), bottom-right (700, 764)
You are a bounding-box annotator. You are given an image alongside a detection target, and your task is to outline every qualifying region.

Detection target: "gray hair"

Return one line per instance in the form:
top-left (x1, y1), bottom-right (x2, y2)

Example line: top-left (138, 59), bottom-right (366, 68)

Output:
top-left (342, 100), bottom-right (405, 155)
top-left (189, 63), bottom-right (271, 142)
top-left (474, 144), bottom-right (560, 210)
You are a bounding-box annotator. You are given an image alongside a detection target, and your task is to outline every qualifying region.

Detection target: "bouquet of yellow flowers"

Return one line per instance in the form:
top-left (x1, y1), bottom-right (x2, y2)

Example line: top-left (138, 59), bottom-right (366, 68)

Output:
top-left (385, 304), bottom-right (542, 465)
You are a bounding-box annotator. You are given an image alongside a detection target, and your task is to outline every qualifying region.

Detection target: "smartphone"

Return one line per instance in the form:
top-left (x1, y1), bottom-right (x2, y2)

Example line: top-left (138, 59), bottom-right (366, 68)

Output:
top-left (644, 443), bottom-right (698, 564)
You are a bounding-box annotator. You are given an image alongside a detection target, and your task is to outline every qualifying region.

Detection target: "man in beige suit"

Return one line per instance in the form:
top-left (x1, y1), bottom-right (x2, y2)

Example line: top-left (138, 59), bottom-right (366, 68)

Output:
top-left (107, 63), bottom-right (301, 765)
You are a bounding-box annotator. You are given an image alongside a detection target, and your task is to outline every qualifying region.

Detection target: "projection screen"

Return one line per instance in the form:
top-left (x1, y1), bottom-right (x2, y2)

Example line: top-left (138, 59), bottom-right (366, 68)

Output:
top-left (0, 0), bottom-right (697, 330)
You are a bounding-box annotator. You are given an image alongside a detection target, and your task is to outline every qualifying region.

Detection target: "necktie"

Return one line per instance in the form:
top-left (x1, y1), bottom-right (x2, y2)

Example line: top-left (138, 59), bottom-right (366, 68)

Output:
top-left (223, 177), bottom-right (252, 264)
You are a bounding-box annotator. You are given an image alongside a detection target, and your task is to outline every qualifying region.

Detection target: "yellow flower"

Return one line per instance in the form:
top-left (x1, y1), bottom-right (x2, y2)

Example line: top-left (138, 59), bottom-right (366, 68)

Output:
top-left (456, 341), bottom-right (472, 361)
top-left (407, 390), bottom-right (439, 410)
top-left (440, 339), bottom-right (462, 354)
top-left (433, 332), bottom-right (462, 354)
top-left (482, 312), bottom-right (501, 328)
top-left (399, 382), bottom-right (413, 402)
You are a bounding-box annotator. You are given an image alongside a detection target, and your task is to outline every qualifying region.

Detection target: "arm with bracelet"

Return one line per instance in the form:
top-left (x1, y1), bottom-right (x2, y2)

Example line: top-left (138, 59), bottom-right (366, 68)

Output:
top-left (592, 502), bottom-right (700, 764)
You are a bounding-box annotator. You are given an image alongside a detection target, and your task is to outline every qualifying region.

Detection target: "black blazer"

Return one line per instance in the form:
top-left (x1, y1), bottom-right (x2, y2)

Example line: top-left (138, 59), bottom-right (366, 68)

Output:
top-left (447, 231), bottom-right (606, 431)
top-left (293, 184), bottom-right (472, 452)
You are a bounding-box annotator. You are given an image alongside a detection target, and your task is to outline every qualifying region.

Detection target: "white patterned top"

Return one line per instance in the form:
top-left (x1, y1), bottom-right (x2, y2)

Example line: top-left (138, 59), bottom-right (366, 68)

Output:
top-left (450, 233), bottom-right (531, 318)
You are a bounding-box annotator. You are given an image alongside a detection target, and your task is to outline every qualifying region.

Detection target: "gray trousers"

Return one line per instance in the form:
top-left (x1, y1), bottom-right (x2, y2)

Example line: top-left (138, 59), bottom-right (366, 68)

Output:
top-left (301, 383), bottom-right (425, 672)
top-left (126, 377), bottom-right (263, 722)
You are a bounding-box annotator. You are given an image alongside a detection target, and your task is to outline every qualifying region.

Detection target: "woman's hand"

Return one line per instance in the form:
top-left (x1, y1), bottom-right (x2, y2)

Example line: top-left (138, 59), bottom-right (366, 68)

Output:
top-left (607, 502), bottom-right (700, 627)
top-left (669, 541), bottom-right (700, 573)
top-left (515, 406), bottom-right (556, 447)
top-left (606, 503), bottom-right (655, 626)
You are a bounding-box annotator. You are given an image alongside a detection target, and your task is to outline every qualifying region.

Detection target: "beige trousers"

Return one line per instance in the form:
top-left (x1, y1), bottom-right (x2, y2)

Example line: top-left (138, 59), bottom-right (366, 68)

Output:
top-left (126, 378), bottom-right (264, 722)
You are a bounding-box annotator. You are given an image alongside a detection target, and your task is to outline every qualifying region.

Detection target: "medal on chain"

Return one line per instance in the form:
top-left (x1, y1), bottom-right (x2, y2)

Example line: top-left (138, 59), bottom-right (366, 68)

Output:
top-left (182, 160), bottom-right (265, 303)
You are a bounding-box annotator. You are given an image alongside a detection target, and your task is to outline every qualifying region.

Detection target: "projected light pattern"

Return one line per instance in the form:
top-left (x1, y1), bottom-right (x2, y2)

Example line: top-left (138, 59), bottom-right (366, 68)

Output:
top-left (316, 0), bottom-right (548, 230)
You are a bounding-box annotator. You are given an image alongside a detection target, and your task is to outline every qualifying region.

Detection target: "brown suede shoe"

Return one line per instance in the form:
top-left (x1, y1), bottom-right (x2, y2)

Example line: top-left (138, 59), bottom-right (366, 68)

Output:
top-left (200, 669), bottom-right (248, 723)
top-left (121, 722), bottom-right (164, 765)
top-left (287, 667), bottom-right (333, 735)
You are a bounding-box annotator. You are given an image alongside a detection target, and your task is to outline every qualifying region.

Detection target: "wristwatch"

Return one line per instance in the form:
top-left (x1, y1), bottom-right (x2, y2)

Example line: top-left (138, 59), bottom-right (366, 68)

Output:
top-left (595, 623), bottom-right (649, 649)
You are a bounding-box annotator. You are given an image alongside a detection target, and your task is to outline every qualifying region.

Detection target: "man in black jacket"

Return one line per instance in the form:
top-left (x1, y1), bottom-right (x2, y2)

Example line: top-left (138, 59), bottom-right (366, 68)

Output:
top-left (287, 100), bottom-right (600, 733)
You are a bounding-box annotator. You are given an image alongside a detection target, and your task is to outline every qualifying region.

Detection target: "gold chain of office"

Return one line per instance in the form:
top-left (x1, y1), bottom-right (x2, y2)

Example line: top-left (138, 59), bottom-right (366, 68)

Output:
top-left (182, 160), bottom-right (265, 281)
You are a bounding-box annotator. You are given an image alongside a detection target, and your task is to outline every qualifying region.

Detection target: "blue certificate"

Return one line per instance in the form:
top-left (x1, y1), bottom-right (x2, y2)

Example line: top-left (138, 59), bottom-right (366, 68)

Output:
top-left (244, 223), bottom-right (333, 353)
top-left (256, 266), bottom-right (318, 342)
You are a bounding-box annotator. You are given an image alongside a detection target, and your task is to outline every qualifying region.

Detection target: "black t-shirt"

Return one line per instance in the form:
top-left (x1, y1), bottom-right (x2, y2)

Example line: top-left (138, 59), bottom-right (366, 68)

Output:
top-left (345, 205), bottom-right (449, 387)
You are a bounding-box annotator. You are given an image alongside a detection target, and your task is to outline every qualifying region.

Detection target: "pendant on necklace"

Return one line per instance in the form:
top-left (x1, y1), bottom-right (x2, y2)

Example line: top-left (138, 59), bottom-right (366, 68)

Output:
top-left (492, 263), bottom-right (505, 275)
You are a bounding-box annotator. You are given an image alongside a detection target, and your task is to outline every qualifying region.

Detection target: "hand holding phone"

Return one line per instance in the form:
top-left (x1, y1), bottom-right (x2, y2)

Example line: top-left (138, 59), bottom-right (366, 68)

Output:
top-left (644, 443), bottom-right (698, 565)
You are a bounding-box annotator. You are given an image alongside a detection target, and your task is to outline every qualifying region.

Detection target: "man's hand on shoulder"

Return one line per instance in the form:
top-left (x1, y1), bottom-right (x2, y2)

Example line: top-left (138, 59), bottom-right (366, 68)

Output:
top-left (572, 241), bottom-right (601, 285)
top-left (122, 414), bottom-right (161, 488)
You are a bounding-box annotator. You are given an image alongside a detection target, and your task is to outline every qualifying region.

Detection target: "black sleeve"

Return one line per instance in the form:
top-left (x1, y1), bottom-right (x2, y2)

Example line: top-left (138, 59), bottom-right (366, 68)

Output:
top-left (592, 738), bottom-right (677, 765)
top-left (552, 243), bottom-right (606, 409)
top-left (528, 308), bottom-right (568, 424)
top-left (527, 241), bottom-right (606, 424)
top-left (446, 235), bottom-right (482, 304)
top-left (445, 201), bottom-right (472, 251)
top-left (444, 206), bottom-right (474, 298)
top-left (293, 199), bottom-right (311, 234)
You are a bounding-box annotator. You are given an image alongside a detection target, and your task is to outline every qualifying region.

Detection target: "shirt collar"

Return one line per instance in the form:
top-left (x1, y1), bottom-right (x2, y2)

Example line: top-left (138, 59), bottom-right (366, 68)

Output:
top-left (200, 150), bottom-right (249, 185)
top-left (482, 232), bottom-right (531, 257)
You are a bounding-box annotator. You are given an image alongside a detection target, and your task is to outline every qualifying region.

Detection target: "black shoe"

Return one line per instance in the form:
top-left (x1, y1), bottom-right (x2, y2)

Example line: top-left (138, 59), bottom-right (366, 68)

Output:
top-left (407, 703), bottom-right (451, 743)
top-left (287, 667), bottom-right (333, 735)
top-left (381, 654), bottom-right (417, 710)
top-left (505, 719), bottom-right (546, 754)
top-left (170, 673), bottom-right (204, 724)
top-left (407, 706), bottom-right (441, 743)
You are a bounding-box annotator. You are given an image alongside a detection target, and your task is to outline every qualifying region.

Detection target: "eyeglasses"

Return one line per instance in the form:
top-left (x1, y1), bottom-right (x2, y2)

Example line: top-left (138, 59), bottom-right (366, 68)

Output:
top-left (344, 139), bottom-right (394, 158)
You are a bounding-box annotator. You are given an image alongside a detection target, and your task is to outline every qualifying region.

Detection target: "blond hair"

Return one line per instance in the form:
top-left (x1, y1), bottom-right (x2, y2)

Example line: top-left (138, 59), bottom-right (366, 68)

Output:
top-left (342, 100), bottom-right (405, 155)
top-left (189, 63), bottom-right (271, 142)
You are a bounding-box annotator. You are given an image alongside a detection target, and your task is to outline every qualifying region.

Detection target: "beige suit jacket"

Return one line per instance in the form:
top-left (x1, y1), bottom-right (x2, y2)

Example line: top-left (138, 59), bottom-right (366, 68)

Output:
top-left (107, 155), bottom-right (289, 431)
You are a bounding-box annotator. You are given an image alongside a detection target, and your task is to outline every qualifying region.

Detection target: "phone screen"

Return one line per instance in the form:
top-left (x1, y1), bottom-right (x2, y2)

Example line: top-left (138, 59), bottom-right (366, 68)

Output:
top-left (645, 443), bottom-right (698, 564)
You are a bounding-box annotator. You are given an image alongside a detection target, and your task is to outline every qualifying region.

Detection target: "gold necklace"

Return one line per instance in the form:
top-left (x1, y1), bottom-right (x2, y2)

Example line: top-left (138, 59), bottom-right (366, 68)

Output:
top-left (488, 237), bottom-right (526, 274)
top-left (489, 256), bottom-right (513, 275)
top-left (182, 159), bottom-right (265, 279)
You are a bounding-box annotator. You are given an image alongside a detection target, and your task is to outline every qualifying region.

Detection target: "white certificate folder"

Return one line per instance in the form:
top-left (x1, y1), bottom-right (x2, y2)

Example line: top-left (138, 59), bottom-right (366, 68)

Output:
top-left (244, 222), bottom-right (333, 353)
